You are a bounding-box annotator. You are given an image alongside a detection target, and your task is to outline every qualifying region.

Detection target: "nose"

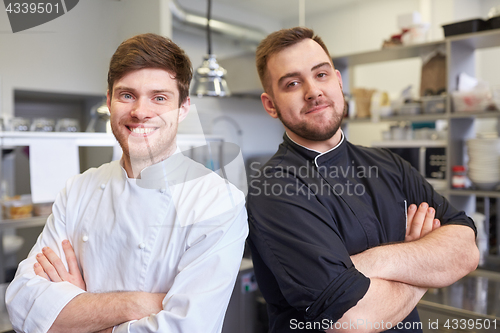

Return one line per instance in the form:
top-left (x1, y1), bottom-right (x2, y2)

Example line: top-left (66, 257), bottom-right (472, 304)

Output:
top-left (130, 97), bottom-right (153, 121)
top-left (304, 79), bottom-right (323, 101)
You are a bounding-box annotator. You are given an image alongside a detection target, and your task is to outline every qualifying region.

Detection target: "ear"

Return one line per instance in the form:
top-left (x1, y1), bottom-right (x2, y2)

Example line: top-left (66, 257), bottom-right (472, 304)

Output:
top-left (335, 69), bottom-right (343, 91)
top-left (261, 92), bottom-right (278, 119)
top-left (178, 96), bottom-right (190, 123)
top-left (106, 90), bottom-right (111, 110)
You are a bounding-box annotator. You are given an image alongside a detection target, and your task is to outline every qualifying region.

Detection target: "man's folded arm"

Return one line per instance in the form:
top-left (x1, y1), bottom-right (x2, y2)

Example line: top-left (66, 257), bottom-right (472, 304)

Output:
top-left (378, 152), bottom-right (480, 288)
top-left (48, 292), bottom-right (165, 333)
top-left (327, 278), bottom-right (426, 333)
top-left (352, 224), bottom-right (478, 288)
top-left (5, 185), bottom-right (87, 333)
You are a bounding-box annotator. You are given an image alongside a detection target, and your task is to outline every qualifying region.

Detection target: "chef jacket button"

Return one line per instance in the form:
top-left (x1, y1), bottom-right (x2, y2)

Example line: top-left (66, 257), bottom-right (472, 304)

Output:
top-left (82, 235), bottom-right (89, 242)
top-left (100, 184), bottom-right (106, 190)
top-left (159, 188), bottom-right (165, 194)
top-left (139, 243), bottom-right (145, 249)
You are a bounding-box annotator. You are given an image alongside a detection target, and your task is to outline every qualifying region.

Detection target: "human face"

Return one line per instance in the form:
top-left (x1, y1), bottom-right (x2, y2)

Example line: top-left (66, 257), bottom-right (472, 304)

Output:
top-left (107, 68), bottom-right (189, 174)
top-left (261, 39), bottom-right (345, 146)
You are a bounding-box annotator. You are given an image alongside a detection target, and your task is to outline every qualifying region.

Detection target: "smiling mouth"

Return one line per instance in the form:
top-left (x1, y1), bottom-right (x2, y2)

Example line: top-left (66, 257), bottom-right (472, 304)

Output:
top-left (305, 104), bottom-right (330, 114)
top-left (127, 126), bottom-right (157, 135)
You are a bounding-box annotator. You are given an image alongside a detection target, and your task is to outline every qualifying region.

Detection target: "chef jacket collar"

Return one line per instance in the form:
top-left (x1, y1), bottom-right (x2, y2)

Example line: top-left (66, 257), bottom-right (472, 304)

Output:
top-left (284, 130), bottom-right (346, 168)
top-left (120, 146), bottom-right (185, 187)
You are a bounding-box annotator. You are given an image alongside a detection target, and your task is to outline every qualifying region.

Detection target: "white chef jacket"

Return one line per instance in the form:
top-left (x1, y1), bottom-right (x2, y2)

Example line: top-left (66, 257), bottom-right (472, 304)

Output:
top-left (6, 148), bottom-right (248, 333)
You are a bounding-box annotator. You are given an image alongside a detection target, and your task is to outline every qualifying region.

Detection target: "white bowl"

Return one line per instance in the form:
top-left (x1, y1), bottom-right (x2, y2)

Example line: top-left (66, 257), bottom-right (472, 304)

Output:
top-left (471, 180), bottom-right (500, 190)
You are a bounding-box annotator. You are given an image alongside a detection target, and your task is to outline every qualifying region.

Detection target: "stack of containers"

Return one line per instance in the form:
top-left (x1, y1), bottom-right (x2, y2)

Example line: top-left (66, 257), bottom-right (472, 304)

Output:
top-left (466, 137), bottom-right (500, 190)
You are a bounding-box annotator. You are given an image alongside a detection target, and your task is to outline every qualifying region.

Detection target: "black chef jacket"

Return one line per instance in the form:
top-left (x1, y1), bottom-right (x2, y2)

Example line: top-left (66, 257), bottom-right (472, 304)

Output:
top-left (247, 132), bottom-right (476, 333)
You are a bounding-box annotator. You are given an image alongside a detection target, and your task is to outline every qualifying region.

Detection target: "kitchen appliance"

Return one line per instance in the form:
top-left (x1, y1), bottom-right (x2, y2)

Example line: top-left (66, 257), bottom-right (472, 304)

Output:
top-left (222, 258), bottom-right (257, 333)
top-left (372, 143), bottom-right (447, 190)
top-left (86, 101), bottom-right (111, 133)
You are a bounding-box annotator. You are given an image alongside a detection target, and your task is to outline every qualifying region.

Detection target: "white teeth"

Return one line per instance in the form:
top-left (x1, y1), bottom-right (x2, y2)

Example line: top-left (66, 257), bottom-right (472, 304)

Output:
top-left (130, 127), bottom-right (155, 134)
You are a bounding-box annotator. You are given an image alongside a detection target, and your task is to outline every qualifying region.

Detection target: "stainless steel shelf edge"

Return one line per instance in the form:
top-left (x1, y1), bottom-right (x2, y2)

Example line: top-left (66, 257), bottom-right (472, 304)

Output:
top-left (0, 216), bottom-right (47, 231)
top-left (334, 29), bottom-right (500, 68)
top-left (343, 111), bottom-right (500, 124)
top-left (0, 132), bottom-right (224, 147)
top-left (449, 189), bottom-right (500, 197)
top-left (333, 40), bottom-right (445, 67)
top-left (371, 140), bottom-right (447, 148)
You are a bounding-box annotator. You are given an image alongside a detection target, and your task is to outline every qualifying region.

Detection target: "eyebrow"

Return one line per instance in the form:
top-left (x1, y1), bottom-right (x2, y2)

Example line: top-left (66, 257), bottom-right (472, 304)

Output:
top-left (277, 61), bottom-right (333, 86)
top-left (113, 86), bottom-right (175, 95)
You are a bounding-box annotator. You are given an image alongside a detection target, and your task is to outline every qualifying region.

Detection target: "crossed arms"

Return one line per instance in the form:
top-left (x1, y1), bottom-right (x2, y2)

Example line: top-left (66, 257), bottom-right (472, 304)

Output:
top-left (33, 241), bottom-right (165, 333)
top-left (331, 203), bottom-right (479, 333)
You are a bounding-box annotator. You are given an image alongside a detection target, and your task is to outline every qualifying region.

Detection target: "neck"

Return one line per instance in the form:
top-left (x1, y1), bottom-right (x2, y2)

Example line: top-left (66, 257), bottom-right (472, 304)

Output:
top-left (122, 144), bottom-right (177, 179)
top-left (286, 128), bottom-right (343, 153)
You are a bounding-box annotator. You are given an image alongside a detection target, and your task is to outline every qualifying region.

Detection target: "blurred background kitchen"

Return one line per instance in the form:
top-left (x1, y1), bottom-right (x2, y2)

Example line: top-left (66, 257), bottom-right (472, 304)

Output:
top-left (2, 0), bottom-right (500, 332)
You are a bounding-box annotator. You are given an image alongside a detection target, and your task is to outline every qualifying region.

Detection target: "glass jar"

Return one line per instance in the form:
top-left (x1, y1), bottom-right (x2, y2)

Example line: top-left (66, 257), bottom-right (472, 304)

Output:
top-left (452, 165), bottom-right (467, 188)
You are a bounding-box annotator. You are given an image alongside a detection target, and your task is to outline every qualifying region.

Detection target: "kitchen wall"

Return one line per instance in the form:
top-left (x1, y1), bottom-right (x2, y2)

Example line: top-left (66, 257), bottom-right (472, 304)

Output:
top-left (0, 0), bottom-right (169, 118)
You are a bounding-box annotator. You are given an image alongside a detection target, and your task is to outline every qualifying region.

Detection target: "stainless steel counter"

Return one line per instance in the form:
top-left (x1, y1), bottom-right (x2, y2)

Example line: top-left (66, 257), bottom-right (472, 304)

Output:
top-left (418, 269), bottom-right (500, 333)
top-left (421, 269), bottom-right (500, 317)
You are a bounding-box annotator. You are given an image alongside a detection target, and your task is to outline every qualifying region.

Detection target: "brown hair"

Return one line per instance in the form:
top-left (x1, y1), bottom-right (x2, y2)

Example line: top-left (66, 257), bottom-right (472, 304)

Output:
top-left (107, 33), bottom-right (192, 107)
top-left (256, 27), bottom-right (331, 94)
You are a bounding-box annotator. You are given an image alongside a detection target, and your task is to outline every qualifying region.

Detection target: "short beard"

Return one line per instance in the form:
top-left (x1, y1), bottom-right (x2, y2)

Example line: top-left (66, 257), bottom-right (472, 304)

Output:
top-left (276, 104), bottom-right (344, 142)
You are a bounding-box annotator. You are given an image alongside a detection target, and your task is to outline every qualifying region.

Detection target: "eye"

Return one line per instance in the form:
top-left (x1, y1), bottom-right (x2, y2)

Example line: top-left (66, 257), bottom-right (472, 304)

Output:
top-left (286, 81), bottom-right (298, 88)
top-left (155, 96), bottom-right (166, 102)
top-left (122, 93), bottom-right (133, 99)
top-left (317, 72), bottom-right (327, 78)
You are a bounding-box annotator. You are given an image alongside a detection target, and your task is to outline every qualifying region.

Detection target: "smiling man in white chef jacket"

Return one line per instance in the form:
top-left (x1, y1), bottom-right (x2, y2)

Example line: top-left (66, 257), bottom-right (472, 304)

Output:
top-left (6, 33), bottom-right (248, 333)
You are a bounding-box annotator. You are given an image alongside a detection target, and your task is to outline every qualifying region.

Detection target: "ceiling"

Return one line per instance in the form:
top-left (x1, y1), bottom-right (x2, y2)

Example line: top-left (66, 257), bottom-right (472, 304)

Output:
top-left (211, 0), bottom-right (362, 22)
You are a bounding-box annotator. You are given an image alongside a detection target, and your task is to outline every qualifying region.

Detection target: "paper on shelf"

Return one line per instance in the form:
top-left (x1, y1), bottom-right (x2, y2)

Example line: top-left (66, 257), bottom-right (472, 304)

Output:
top-left (29, 139), bottom-right (79, 204)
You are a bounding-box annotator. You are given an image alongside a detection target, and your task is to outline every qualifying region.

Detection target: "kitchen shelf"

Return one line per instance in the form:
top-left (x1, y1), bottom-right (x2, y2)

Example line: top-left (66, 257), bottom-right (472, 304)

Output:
top-left (0, 216), bottom-right (47, 231)
top-left (448, 28), bottom-right (500, 50)
top-left (344, 111), bottom-right (500, 124)
top-left (0, 132), bottom-right (223, 147)
top-left (449, 111), bottom-right (500, 118)
top-left (344, 113), bottom-right (447, 123)
top-left (333, 40), bottom-right (445, 67)
top-left (371, 140), bottom-right (447, 148)
top-left (333, 29), bottom-right (500, 69)
top-left (449, 189), bottom-right (500, 198)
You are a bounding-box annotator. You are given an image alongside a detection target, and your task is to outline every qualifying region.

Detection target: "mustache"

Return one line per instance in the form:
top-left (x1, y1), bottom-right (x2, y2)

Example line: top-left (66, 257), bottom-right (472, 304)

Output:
top-left (301, 98), bottom-right (334, 114)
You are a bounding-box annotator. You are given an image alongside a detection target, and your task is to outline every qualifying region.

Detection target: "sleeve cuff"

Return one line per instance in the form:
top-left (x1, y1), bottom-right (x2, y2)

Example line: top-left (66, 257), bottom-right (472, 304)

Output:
top-left (304, 266), bottom-right (370, 323)
top-left (24, 281), bottom-right (85, 333)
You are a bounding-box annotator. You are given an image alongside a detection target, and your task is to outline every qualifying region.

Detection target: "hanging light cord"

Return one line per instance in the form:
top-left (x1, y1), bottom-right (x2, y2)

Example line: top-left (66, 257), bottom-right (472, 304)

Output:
top-left (206, 0), bottom-right (212, 55)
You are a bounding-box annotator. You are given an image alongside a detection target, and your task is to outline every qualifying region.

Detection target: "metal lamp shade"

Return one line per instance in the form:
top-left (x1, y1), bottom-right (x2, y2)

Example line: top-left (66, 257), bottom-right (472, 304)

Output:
top-left (191, 54), bottom-right (231, 97)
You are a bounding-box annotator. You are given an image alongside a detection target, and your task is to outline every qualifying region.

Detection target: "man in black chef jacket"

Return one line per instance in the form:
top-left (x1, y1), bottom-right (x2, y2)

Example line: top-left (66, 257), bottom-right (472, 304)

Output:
top-left (247, 27), bottom-right (479, 333)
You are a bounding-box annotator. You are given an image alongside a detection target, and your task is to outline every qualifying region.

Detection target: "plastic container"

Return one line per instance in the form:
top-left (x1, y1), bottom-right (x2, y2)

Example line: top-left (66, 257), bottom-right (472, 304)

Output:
top-left (33, 202), bottom-right (53, 216)
top-left (422, 95), bottom-right (446, 114)
top-left (56, 118), bottom-right (80, 132)
top-left (8, 117), bottom-right (30, 131)
top-left (452, 90), bottom-right (492, 112)
top-left (31, 117), bottom-right (55, 132)
top-left (399, 103), bottom-right (422, 115)
top-left (442, 19), bottom-right (489, 37)
top-left (2, 195), bottom-right (33, 219)
top-left (488, 16), bottom-right (500, 30)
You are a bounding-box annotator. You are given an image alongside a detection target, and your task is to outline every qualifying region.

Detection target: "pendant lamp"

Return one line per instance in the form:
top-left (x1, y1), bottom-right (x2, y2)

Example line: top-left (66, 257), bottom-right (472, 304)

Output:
top-left (190, 0), bottom-right (231, 97)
